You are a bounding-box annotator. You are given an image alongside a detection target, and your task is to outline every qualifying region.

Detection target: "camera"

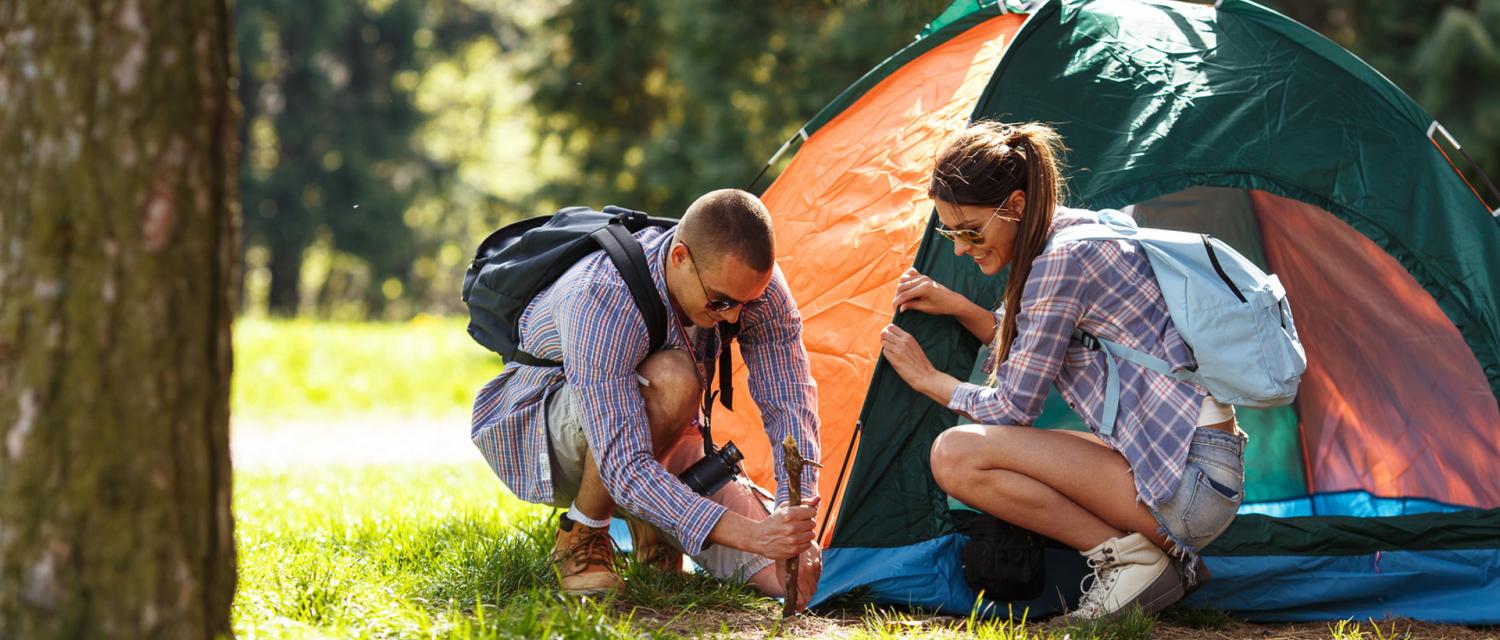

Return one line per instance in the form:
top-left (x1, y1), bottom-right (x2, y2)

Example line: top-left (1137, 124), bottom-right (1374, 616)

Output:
top-left (678, 441), bottom-right (744, 497)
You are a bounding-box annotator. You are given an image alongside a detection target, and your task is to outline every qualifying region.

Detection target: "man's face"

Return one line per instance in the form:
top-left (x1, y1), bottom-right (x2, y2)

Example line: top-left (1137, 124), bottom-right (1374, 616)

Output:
top-left (669, 243), bottom-right (772, 328)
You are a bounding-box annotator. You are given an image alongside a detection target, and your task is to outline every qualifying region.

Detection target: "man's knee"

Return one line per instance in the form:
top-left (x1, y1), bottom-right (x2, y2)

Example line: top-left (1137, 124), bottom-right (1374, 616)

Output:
top-left (638, 349), bottom-right (701, 445)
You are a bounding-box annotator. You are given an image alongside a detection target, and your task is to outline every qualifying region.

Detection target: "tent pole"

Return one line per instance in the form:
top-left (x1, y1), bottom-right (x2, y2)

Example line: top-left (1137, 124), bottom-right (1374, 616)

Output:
top-left (818, 419), bottom-right (862, 547)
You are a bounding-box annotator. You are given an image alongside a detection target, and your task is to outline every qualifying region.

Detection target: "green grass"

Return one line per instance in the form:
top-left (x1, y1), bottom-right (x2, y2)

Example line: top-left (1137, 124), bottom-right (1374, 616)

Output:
top-left (232, 462), bottom-right (782, 639)
top-left (232, 316), bottom-right (502, 421)
top-left (846, 605), bottom-right (1155, 640)
top-left (1327, 618), bottom-right (1415, 640)
top-left (231, 461), bottom-right (1189, 639)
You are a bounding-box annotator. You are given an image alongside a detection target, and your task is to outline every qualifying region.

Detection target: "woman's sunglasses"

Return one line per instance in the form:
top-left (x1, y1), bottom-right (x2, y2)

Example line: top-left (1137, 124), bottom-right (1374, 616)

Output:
top-left (933, 205), bottom-right (1021, 246)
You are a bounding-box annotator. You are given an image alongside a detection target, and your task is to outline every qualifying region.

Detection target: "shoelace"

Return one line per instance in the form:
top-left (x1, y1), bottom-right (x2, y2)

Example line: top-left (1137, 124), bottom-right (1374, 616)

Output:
top-left (565, 526), bottom-right (616, 569)
top-left (1075, 551), bottom-right (1118, 614)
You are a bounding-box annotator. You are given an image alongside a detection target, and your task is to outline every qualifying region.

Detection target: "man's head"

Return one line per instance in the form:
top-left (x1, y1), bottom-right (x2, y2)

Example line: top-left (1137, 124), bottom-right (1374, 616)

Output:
top-left (666, 189), bottom-right (776, 328)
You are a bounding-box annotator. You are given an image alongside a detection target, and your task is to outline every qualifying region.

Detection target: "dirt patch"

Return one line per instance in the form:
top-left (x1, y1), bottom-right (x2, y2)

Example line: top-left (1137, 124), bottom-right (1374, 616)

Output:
top-left (619, 605), bottom-right (1498, 639)
top-left (1153, 618), bottom-right (1497, 640)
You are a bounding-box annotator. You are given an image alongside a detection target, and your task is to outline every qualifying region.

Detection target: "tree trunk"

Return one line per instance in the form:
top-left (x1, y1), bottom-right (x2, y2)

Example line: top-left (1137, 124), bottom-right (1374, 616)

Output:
top-left (0, 1), bottom-right (238, 638)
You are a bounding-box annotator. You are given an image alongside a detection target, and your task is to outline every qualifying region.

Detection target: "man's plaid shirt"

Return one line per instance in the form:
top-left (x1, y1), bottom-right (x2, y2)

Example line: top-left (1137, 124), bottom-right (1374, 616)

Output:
top-left (471, 227), bottom-right (819, 555)
top-left (948, 209), bottom-right (1209, 509)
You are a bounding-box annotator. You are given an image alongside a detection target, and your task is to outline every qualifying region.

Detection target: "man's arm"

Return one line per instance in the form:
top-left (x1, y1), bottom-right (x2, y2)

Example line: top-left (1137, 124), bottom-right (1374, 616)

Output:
top-left (706, 500), bottom-right (819, 560)
top-left (736, 266), bottom-right (821, 506)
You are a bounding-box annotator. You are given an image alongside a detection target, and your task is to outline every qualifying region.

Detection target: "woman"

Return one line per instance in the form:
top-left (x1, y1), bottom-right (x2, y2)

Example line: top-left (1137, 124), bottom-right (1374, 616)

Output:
top-left (880, 121), bottom-right (1246, 619)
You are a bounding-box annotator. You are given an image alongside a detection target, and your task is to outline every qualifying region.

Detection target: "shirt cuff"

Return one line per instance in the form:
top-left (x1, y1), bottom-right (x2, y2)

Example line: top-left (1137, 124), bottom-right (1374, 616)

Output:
top-left (947, 382), bottom-right (988, 416)
top-left (774, 474), bottom-right (820, 509)
top-left (675, 497), bottom-right (730, 556)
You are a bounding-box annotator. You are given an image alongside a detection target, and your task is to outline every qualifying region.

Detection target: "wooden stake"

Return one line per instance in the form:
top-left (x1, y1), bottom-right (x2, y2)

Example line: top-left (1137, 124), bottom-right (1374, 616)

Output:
top-left (781, 435), bottom-right (806, 619)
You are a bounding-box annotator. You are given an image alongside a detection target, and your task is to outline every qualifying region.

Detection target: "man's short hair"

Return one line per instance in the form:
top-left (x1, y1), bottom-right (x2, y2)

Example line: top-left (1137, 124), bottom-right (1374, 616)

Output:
top-left (677, 189), bottom-right (775, 272)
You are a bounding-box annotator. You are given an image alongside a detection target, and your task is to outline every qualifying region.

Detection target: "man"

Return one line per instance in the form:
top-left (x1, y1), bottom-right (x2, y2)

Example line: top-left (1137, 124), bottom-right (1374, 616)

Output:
top-left (471, 189), bottom-right (822, 608)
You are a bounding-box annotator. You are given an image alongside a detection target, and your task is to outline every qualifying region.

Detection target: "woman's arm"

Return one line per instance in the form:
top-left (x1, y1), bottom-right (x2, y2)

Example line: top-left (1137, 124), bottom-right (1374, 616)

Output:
top-left (891, 268), bottom-right (997, 342)
top-left (882, 243), bottom-right (1095, 424)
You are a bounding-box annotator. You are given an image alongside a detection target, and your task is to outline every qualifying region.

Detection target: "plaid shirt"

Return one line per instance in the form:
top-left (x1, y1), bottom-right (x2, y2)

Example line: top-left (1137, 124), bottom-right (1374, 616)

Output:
top-left (471, 227), bottom-right (820, 555)
top-left (948, 209), bottom-right (1206, 508)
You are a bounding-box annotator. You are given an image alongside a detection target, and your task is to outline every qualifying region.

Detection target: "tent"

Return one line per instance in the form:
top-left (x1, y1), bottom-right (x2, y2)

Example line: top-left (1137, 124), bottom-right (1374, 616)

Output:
top-left (710, 0), bottom-right (1500, 624)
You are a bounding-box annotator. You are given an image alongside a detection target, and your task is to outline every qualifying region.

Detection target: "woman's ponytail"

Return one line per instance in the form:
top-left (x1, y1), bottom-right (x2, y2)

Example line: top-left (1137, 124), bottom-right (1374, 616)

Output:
top-left (928, 121), bottom-right (1066, 372)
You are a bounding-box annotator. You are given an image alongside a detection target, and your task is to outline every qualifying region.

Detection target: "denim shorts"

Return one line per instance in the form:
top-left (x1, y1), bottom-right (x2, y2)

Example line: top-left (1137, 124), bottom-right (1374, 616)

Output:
top-left (1148, 426), bottom-right (1247, 558)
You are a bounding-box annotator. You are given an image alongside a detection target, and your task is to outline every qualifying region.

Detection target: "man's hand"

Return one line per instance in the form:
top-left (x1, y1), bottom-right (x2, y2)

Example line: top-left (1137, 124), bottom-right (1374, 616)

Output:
top-left (775, 542), bottom-right (823, 612)
top-left (752, 495), bottom-right (820, 560)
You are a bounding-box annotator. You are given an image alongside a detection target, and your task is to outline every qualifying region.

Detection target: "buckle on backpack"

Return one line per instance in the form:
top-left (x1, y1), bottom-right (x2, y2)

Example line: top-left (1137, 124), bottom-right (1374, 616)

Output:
top-left (1074, 330), bottom-right (1101, 351)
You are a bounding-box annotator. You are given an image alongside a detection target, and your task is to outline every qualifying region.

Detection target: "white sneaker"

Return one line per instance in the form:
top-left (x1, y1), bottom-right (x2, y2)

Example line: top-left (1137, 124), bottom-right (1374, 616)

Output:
top-left (1068, 533), bottom-right (1184, 620)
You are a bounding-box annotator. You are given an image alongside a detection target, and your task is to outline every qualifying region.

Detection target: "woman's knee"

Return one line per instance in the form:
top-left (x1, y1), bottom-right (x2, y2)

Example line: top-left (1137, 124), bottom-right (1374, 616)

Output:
top-left (930, 425), bottom-right (1024, 489)
top-left (930, 426), bottom-right (986, 489)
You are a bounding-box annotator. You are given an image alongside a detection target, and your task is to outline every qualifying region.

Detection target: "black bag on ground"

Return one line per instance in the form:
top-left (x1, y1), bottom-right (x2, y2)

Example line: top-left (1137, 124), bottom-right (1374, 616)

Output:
top-left (951, 510), bottom-right (1046, 601)
top-left (462, 205), bottom-right (678, 367)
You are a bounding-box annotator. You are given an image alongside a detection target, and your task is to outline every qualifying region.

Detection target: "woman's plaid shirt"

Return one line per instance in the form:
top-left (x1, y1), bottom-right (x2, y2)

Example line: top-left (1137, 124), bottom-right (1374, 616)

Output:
top-left (471, 227), bottom-right (819, 555)
top-left (948, 209), bottom-right (1208, 509)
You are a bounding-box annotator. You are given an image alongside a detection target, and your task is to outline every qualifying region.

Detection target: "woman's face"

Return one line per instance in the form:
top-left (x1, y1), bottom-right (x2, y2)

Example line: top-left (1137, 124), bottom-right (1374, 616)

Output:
top-left (933, 194), bottom-right (1023, 276)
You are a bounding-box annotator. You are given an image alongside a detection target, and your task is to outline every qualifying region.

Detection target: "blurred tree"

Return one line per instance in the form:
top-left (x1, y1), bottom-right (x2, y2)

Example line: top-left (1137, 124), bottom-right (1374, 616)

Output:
top-left (1269, 0), bottom-right (1500, 205)
top-left (0, 1), bottom-right (236, 637)
top-left (525, 0), bottom-right (949, 218)
top-left (235, 0), bottom-right (500, 315)
top-left (528, 0), bottom-right (1499, 219)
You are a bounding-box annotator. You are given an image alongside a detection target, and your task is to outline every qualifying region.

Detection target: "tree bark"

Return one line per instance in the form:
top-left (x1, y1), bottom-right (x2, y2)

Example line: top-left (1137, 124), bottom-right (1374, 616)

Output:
top-left (0, 1), bottom-right (238, 638)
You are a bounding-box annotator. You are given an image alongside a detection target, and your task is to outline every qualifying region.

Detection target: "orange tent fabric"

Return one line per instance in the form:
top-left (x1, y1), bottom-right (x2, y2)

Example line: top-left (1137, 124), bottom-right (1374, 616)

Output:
top-left (710, 14), bottom-right (1026, 538)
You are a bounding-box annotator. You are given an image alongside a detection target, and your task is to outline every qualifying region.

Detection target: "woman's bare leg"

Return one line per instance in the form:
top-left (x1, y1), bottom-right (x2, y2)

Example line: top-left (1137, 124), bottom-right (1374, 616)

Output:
top-left (931, 424), bottom-right (1168, 552)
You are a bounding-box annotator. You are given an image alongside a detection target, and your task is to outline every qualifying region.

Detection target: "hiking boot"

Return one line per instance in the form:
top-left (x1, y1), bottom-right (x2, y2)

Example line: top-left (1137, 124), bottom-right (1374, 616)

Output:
top-left (551, 514), bottom-right (624, 596)
top-left (627, 515), bottom-right (683, 573)
top-left (1067, 532), bottom-right (1184, 620)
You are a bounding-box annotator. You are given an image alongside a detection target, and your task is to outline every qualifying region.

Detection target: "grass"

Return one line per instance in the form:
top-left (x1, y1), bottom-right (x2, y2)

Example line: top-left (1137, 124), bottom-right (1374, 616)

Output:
top-left (232, 316), bottom-right (502, 421)
top-left (229, 460), bottom-right (1187, 639)
top-left (232, 462), bottom-right (786, 639)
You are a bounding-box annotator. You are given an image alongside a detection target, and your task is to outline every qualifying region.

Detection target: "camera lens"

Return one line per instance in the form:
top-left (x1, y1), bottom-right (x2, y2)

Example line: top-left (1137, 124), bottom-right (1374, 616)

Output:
top-left (720, 442), bottom-right (743, 464)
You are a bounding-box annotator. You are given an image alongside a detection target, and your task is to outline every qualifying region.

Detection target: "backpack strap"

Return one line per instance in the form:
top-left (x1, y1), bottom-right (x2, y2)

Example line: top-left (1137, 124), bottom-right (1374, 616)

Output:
top-left (508, 215), bottom-right (667, 368)
top-left (590, 219), bottom-right (670, 355)
top-left (715, 321), bottom-right (740, 411)
top-left (1074, 328), bottom-right (1183, 436)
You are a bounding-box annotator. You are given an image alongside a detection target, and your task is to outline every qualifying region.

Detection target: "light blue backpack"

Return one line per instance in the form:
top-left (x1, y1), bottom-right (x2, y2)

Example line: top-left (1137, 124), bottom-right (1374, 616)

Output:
top-left (1047, 208), bottom-right (1306, 435)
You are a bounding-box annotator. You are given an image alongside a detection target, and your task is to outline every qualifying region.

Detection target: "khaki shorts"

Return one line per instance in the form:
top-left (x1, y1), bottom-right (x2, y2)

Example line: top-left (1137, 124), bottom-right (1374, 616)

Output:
top-left (544, 383), bottom-right (776, 582)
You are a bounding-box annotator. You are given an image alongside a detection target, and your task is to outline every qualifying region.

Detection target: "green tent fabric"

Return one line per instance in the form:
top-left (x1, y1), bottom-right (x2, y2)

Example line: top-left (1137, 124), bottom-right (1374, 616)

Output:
top-left (834, 0), bottom-right (1500, 550)
top-left (788, 0), bottom-right (1500, 623)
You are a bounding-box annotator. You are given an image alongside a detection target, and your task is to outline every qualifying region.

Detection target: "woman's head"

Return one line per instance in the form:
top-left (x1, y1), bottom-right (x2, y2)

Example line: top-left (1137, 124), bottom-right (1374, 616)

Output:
top-left (928, 121), bottom-right (1065, 363)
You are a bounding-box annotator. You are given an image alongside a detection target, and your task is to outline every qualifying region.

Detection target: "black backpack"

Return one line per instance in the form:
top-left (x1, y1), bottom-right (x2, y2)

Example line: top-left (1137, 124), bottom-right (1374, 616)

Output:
top-left (462, 205), bottom-right (739, 408)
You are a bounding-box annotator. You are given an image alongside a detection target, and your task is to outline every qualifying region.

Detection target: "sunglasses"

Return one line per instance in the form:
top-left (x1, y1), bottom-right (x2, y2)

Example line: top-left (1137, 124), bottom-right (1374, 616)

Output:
top-left (933, 205), bottom-right (1021, 246)
top-left (681, 243), bottom-right (748, 313)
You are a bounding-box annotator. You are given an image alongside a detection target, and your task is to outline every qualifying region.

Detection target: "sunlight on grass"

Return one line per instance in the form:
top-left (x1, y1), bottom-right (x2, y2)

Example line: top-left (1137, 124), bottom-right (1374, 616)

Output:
top-left (233, 462), bottom-right (641, 638)
top-left (233, 462), bottom-right (778, 639)
top-left (232, 316), bottom-right (503, 421)
top-left (1328, 618), bottom-right (1415, 640)
top-left (846, 603), bottom-right (1155, 640)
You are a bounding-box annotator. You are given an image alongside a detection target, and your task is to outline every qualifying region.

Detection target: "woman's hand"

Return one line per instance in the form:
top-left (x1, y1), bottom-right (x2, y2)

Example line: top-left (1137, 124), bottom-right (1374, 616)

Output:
top-left (892, 268), bottom-right (959, 316)
top-left (881, 324), bottom-right (938, 387)
top-left (894, 267), bottom-right (1000, 343)
top-left (882, 324), bottom-right (962, 405)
